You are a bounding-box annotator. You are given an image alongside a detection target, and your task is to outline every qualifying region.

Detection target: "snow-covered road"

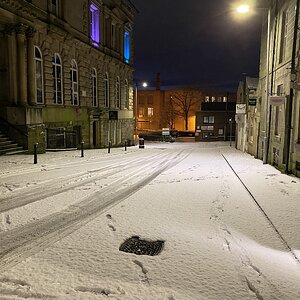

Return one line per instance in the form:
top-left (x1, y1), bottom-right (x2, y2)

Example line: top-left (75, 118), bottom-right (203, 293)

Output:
top-left (0, 142), bottom-right (299, 299)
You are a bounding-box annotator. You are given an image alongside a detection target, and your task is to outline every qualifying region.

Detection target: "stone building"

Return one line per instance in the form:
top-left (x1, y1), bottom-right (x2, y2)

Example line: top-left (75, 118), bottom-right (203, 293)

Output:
top-left (0, 0), bottom-right (137, 153)
top-left (243, 0), bottom-right (300, 176)
top-left (236, 77), bottom-right (259, 155)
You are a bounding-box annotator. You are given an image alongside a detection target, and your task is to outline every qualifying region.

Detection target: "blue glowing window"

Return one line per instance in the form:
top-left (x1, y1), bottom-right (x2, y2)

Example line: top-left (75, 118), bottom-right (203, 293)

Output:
top-left (90, 3), bottom-right (100, 46)
top-left (124, 31), bottom-right (130, 63)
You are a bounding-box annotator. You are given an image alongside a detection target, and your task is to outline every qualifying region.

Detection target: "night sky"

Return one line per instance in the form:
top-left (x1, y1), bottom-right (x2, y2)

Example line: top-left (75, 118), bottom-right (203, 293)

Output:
top-left (131, 0), bottom-right (262, 92)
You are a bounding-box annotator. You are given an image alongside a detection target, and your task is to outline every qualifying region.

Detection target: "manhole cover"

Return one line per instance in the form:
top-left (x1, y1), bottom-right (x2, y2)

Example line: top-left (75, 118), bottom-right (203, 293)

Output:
top-left (119, 236), bottom-right (164, 256)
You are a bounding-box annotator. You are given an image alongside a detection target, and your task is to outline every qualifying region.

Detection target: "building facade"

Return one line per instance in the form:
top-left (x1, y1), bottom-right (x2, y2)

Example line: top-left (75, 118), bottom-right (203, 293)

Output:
top-left (240, 0), bottom-right (300, 176)
top-left (195, 99), bottom-right (236, 142)
top-left (236, 77), bottom-right (259, 155)
top-left (0, 0), bottom-right (137, 153)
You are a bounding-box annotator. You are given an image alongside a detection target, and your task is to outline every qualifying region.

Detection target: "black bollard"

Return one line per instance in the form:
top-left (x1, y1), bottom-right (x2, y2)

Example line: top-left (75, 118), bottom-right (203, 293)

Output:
top-left (125, 140), bottom-right (127, 151)
top-left (81, 141), bottom-right (84, 157)
top-left (108, 141), bottom-right (111, 153)
top-left (34, 143), bottom-right (38, 164)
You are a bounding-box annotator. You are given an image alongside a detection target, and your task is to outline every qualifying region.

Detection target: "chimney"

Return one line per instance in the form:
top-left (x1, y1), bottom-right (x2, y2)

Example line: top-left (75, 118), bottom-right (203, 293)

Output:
top-left (156, 72), bottom-right (161, 90)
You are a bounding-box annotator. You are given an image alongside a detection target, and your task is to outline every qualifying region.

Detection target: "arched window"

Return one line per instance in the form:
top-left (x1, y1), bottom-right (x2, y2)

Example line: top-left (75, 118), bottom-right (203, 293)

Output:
top-left (34, 46), bottom-right (44, 104)
top-left (124, 79), bottom-right (129, 109)
top-left (104, 72), bottom-right (109, 107)
top-left (92, 68), bottom-right (97, 107)
top-left (116, 76), bottom-right (120, 108)
top-left (70, 59), bottom-right (79, 106)
top-left (52, 53), bottom-right (63, 104)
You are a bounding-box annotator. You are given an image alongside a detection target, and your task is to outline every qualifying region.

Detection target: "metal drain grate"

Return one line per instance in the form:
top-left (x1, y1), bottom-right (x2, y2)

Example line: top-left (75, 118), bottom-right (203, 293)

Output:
top-left (119, 236), bottom-right (165, 256)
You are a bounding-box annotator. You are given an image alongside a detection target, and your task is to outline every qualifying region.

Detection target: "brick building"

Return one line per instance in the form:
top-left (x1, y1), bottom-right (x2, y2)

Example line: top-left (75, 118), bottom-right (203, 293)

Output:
top-left (195, 97), bottom-right (236, 142)
top-left (0, 0), bottom-right (137, 153)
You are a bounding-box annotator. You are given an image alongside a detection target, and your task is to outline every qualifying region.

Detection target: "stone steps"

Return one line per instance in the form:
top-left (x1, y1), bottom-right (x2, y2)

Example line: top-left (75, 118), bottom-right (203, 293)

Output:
top-left (0, 131), bottom-right (26, 155)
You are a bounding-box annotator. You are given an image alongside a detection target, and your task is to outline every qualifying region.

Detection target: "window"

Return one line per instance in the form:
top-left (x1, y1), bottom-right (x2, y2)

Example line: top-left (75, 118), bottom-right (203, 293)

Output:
top-left (279, 11), bottom-right (288, 63)
top-left (104, 72), bottom-right (109, 107)
top-left (124, 79), bottom-right (129, 109)
top-left (223, 96), bottom-right (227, 102)
top-left (34, 46), bottom-right (44, 104)
top-left (204, 116), bottom-right (214, 123)
top-left (92, 68), bottom-right (97, 107)
top-left (70, 60), bottom-right (79, 106)
top-left (147, 95), bottom-right (153, 105)
top-left (148, 107), bottom-right (154, 117)
top-left (139, 107), bottom-right (145, 117)
top-left (52, 53), bottom-right (63, 104)
top-left (90, 3), bottom-right (100, 46)
top-left (275, 84), bottom-right (283, 135)
top-left (116, 76), bottom-right (120, 108)
top-left (111, 23), bottom-right (116, 49)
top-left (124, 30), bottom-right (130, 63)
top-left (218, 128), bottom-right (224, 135)
top-left (51, 0), bottom-right (59, 15)
top-left (209, 116), bottom-right (215, 123)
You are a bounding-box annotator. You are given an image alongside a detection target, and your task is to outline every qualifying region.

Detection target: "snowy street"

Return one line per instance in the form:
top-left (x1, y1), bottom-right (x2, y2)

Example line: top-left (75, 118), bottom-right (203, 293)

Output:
top-left (0, 142), bottom-right (299, 300)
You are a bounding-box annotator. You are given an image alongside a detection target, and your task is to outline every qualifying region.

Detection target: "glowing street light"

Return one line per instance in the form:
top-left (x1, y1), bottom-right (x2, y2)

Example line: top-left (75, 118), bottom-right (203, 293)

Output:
top-left (134, 81), bottom-right (148, 144)
top-left (236, 4), bottom-right (250, 13)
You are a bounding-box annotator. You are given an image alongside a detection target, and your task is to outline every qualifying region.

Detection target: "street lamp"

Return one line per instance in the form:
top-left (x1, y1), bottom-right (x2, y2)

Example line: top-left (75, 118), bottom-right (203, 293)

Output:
top-left (236, 2), bottom-right (272, 164)
top-left (237, 4), bottom-right (250, 13)
top-left (134, 81), bottom-right (148, 145)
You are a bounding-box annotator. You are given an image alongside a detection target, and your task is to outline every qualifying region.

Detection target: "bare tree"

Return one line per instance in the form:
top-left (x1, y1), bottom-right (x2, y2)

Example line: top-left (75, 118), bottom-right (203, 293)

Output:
top-left (170, 88), bottom-right (202, 130)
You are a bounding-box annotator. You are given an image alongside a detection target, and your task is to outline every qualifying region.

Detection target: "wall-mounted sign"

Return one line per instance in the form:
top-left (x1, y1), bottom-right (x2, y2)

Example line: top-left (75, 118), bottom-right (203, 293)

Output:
top-left (236, 104), bottom-right (246, 114)
top-left (248, 98), bottom-right (257, 106)
top-left (270, 96), bottom-right (285, 106)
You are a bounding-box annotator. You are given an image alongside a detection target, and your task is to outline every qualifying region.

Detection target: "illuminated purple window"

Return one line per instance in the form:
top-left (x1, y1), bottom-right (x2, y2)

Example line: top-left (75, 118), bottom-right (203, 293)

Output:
top-left (90, 3), bottom-right (100, 47)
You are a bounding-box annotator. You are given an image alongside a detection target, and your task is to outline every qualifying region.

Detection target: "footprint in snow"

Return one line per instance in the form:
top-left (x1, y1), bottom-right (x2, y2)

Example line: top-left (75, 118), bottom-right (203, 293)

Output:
top-left (106, 214), bottom-right (116, 232)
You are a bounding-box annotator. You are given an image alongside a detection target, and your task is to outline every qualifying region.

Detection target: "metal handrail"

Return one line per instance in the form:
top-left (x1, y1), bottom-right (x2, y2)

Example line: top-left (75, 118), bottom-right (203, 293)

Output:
top-left (0, 117), bottom-right (28, 137)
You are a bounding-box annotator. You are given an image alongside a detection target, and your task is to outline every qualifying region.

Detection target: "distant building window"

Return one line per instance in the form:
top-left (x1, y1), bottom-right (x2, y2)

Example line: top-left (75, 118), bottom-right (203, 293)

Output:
top-left (92, 68), bottom-right (97, 107)
top-left (52, 53), bottom-right (63, 104)
top-left (116, 76), bottom-right (120, 108)
top-left (104, 72), bottom-right (109, 107)
top-left (147, 95), bottom-right (153, 104)
top-left (223, 96), bottom-right (227, 102)
top-left (90, 3), bottom-right (100, 47)
top-left (279, 11), bottom-right (288, 63)
top-left (148, 107), bottom-right (154, 117)
top-left (124, 79), bottom-right (129, 109)
top-left (139, 95), bottom-right (145, 104)
top-left (70, 59), bottom-right (79, 106)
top-left (203, 116), bottom-right (214, 124)
top-left (34, 46), bottom-right (44, 104)
top-left (205, 96), bottom-right (210, 102)
top-left (218, 128), bottom-right (224, 135)
top-left (139, 107), bottom-right (145, 117)
top-left (124, 30), bottom-right (130, 63)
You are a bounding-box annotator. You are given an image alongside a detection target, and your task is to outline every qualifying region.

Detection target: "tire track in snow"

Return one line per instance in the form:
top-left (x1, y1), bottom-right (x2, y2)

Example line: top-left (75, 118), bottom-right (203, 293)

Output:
top-left (222, 154), bottom-right (300, 265)
top-left (0, 152), bottom-right (167, 214)
top-left (0, 149), bottom-right (191, 272)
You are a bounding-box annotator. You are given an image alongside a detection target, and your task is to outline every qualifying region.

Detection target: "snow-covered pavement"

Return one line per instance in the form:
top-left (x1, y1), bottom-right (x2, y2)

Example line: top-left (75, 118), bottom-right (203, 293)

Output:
top-left (0, 142), bottom-right (299, 300)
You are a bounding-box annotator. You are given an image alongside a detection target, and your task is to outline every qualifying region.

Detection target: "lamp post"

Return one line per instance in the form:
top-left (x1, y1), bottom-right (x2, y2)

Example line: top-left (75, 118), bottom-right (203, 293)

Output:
top-left (134, 81), bottom-right (148, 145)
top-left (236, 2), bottom-right (273, 164)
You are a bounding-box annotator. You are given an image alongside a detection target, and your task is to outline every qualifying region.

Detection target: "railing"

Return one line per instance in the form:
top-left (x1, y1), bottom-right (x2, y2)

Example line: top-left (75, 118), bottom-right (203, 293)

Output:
top-left (0, 116), bottom-right (28, 149)
top-left (46, 128), bottom-right (78, 149)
